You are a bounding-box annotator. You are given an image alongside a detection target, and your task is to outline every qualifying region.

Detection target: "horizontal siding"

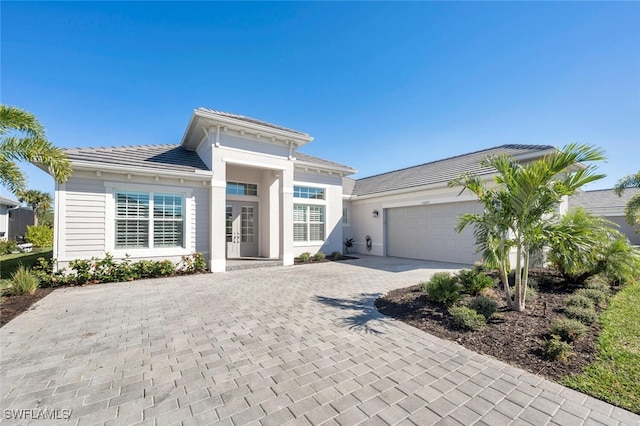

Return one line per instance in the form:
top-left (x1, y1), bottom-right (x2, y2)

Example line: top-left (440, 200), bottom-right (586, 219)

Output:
top-left (193, 187), bottom-right (209, 254)
top-left (64, 178), bottom-right (106, 257)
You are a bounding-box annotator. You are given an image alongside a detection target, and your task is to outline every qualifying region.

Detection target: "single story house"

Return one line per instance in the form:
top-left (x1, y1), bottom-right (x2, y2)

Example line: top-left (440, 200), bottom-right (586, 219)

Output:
top-left (569, 188), bottom-right (640, 246)
top-left (0, 196), bottom-right (20, 240)
top-left (48, 108), bottom-right (563, 271)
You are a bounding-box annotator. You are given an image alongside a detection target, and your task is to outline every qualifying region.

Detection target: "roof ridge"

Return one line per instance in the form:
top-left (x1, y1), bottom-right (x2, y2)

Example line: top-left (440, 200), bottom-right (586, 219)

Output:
top-left (355, 144), bottom-right (554, 182)
top-left (197, 107), bottom-right (309, 136)
top-left (65, 143), bottom-right (180, 151)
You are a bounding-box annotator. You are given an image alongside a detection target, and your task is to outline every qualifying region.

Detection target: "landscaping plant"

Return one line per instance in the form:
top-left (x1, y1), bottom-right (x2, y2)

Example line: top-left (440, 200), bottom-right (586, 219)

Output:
top-left (549, 318), bottom-right (588, 342)
top-left (450, 144), bottom-right (606, 311)
top-left (448, 306), bottom-right (486, 331)
top-left (457, 269), bottom-right (494, 295)
top-left (543, 335), bottom-right (573, 363)
top-left (421, 272), bottom-right (463, 307)
top-left (298, 252), bottom-right (311, 263)
top-left (467, 296), bottom-right (498, 319)
top-left (313, 251), bottom-right (326, 261)
top-left (564, 305), bottom-right (598, 325)
top-left (7, 266), bottom-right (39, 295)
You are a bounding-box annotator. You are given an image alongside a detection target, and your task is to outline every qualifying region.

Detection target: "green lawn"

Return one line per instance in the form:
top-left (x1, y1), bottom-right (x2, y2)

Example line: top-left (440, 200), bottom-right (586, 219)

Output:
top-left (0, 248), bottom-right (53, 279)
top-left (563, 279), bottom-right (640, 414)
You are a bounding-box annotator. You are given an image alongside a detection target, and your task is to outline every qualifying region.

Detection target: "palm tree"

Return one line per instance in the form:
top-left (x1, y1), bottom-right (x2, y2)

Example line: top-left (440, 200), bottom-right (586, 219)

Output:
top-left (450, 144), bottom-right (606, 312)
top-left (0, 104), bottom-right (72, 194)
top-left (614, 171), bottom-right (640, 230)
top-left (18, 189), bottom-right (52, 226)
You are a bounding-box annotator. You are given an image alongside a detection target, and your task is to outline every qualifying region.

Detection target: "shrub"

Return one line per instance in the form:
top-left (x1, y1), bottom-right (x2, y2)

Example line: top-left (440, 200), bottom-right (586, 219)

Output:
top-left (421, 272), bottom-right (463, 307)
top-left (0, 239), bottom-right (18, 255)
top-left (313, 251), bottom-right (326, 261)
top-left (331, 251), bottom-right (342, 260)
top-left (457, 269), bottom-right (494, 296)
top-left (468, 296), bottom-right (498, 319)
top-left (158, 260), bottom-right (176, 276)
top-left (543, 335), bottom-right (573, 362)
top-left (69, 258), bottom-right (93, 284)
top-left (526, 285), bottom-right (538, 300)
top-left (449, 306), bottom-right (486, 331)
top-left (179, 252), bottom-right (206, 274)
top-left (565, 305), bottom-right (598, 325)
top-left (565, 294), bottom-right (595, 310)
top-left (549, 318), bottom-right (588, 342)
top-left (298, 252), bottom-right (311, 263)
top-left (574, 288), bottom-right (607, 307)
top-left (25, 225), bottom-right (54, 248)
top-left (585, 278), bottom-right (611, 295)
top-left (8, 266), bottom-right (39, 295)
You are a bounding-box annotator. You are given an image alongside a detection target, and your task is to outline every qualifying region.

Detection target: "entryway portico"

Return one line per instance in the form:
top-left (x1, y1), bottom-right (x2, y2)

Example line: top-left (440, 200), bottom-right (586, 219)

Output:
top-left (180, 108), bottom-right (313, 272)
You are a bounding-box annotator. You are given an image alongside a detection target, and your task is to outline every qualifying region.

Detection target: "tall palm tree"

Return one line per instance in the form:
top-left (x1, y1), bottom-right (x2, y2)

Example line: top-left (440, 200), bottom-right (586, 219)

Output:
top-left (450, 144), bottom-right (606, 312)
top-left (614, 171), bottom-right (640, 230)
top-left (18, 189), bottom-right (52, 226)
top-left (0, 104), bottom-right (72, 194)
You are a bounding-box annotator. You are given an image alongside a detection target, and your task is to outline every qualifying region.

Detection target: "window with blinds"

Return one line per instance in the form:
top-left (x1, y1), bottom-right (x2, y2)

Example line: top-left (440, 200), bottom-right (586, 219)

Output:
top-left (293, 205), bottom-right (325, 242)
top-left (115, 190), bottom-right (184, 249)
top-left (293, 186), bottom-right (325, 200)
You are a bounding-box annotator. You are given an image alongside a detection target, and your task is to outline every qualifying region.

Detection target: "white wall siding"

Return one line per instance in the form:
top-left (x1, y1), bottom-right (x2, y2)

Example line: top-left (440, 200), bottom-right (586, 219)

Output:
top-left (193, 186), bottom-right (210, 254)
top-left (64, 178), bottom-right (107, 259)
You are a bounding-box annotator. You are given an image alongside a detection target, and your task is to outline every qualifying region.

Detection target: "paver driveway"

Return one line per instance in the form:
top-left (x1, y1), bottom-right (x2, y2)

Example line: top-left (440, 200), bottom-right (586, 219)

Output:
top-left (1, 256), bottom-right (638, 425)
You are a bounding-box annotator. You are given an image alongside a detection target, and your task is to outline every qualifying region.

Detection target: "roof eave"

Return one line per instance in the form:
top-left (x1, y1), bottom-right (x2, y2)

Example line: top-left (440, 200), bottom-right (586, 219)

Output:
top-left (70, 160), bottom-right (213, 180)
top-left (294, 160), bottom-right (357, 177)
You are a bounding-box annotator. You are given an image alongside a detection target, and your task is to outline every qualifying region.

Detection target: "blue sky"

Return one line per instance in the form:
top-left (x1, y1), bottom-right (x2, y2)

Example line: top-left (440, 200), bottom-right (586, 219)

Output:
top-left (2, 1), bottom-right (639, 199)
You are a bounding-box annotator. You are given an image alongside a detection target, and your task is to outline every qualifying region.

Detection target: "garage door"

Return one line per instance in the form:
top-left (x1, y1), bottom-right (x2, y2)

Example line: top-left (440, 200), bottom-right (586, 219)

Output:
top-left (386, 201), bottom-right (483, 264)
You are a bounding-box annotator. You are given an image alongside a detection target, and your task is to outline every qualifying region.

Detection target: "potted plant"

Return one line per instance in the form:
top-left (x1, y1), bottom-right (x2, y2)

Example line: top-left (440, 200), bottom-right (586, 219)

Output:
top-left (344, 238), bottom-right (354, 254)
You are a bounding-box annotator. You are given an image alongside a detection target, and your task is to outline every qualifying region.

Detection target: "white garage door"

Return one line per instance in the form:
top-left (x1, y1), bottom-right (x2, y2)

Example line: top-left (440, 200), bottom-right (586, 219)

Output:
top-left (386, 201), bottom-right (483, 264)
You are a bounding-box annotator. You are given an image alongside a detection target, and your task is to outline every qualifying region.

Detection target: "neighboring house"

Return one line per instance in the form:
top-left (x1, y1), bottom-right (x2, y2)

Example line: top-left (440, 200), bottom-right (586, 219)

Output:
top-left (46, 107), bottom-right (565, 271)
top-left (0, 196), bottom-right (20, 239)
top-left (569, 188), bottom-right (640, 246)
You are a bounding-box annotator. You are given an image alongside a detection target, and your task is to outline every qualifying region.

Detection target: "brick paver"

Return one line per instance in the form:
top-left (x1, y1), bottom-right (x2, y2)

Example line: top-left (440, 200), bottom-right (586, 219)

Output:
top-left (1, 255), bottom-right (638, 425)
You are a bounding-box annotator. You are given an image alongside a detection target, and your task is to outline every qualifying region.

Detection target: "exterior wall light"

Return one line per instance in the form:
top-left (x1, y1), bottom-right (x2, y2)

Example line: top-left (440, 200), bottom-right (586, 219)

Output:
top-left (372, 210), bottom-right (379, 218)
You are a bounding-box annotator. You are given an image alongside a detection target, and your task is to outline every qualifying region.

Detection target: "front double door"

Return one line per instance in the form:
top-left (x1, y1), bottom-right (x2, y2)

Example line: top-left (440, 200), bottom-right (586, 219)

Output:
top-left (226, 201), bottom-right (258, 258)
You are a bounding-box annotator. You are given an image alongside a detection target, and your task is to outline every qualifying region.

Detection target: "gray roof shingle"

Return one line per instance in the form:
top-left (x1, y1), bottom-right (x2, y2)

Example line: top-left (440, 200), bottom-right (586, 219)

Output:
top-left (569, 188), bottom-right (640, 213)
top-left (351, 144), bottom-right (554, 196)
top-left (295, 152), bottom-right (356, 173)
top-left (64, 144), bottom-right (210, 173)
top-left (197, 108), bottom-right (310, 137)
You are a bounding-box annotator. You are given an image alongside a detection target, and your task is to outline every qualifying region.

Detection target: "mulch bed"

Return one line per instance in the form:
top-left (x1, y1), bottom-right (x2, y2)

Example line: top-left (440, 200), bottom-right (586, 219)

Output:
top-left (294, 255), bottom-right (358, 265)
top-left (1, 288), bottom-right (54, 328)
top-left (375, 270), bottom-right (601, 381)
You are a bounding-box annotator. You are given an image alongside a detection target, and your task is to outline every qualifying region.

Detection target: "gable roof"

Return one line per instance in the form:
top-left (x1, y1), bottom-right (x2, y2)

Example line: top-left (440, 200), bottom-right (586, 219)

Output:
top-left (196, 108), bottom-right (310, 137)
top-left (351, 144), bottom-right (555, 197)
top-left (569, 188), bottom-right (640, 215)
top-left (342, 177), bottom-right (356, 197)
top-left (64, 144), bottom-right (210, 174)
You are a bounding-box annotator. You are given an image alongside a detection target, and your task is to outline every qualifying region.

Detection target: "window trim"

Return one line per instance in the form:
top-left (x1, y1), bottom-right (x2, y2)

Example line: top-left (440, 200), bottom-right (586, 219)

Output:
top-left (104, 182), bottom-right (193, 257)
top-left (226, 181), bottom-right (258, 196)
top-left (293, 185), bottom-right (326, 200)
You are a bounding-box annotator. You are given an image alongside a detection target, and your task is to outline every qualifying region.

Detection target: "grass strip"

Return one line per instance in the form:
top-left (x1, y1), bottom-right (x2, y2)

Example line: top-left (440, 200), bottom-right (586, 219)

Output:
top-left (562, 279), bottom-right (640, 414)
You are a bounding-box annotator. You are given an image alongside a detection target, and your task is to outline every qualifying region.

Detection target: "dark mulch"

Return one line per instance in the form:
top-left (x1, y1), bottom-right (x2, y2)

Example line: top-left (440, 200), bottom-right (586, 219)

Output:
top-left (1, 288), bottom-right (54, 328)
top-left (375, 270), bottom-right (601, 381)
top-left (295, 255), bottom-right (358, 265)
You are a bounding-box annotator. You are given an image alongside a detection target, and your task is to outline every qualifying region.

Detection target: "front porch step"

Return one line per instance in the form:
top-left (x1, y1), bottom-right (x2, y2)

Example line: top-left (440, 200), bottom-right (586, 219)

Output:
top-left (226, 259), bottom-right (283, 272)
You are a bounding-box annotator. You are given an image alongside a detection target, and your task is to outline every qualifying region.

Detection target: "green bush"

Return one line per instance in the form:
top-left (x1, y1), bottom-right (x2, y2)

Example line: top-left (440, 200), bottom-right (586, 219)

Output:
top-left (468, 296), bottom-right (498, 319)
top-left (331, 251), bottom-right (342, 260)
top-left (549, 318), bottom-right (588, 342)
top-left (313, 251), bottom-right (326, 261)
top-left (421, 272), bottom-right (463, 306)
top-left (565, 305), bottom-right (598, 325)
top-left (575, 288), bottom-right (607, 307)
top-left (69, 258), bottom-right (93, 284)
top-left (585, 278), bottom-right (611, 295)
top-left (565, 294), bottom-right (595, 310)
top-left (179, 252), bottom-right (206, 274)
top-left (298, 252), bottom-right (311, 263)
top-left (7, 266), bottom-right (39, 295)
top-left (25, 225), bottom-right (54, 248)
top-left (457, 269), bottom-right (494, 295)
top-left (543, 335), bottom-right (573, 362)
top-left (0, 239), bottom-right (18, 255)
top-left (448, 306), bottom-right (486, 331)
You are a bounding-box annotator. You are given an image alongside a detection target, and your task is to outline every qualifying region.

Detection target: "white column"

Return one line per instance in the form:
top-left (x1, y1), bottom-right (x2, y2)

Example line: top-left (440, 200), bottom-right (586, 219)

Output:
top-left (210, 151), bottom-right (227, 272)
top-left (280, 163), bottom-right (294, 266)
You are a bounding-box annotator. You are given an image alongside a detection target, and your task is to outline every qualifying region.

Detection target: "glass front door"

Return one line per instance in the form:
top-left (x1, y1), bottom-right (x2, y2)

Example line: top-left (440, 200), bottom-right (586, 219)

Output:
top-left (226, 201), bottom-right (258, 258)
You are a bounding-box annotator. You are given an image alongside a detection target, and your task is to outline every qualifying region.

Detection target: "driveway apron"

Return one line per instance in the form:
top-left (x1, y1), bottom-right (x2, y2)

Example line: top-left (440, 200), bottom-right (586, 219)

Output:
top-left (1, 256), bottom-right (638, 425)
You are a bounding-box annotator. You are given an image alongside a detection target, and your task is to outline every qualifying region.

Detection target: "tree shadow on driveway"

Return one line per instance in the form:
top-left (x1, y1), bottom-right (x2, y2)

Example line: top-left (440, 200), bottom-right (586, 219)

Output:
top-left (313, 293), bottom-right (390, 335)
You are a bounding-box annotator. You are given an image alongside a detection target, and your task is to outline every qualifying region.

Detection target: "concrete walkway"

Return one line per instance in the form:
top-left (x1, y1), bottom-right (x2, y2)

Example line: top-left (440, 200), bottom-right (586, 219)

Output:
top-left (1, 256), bottom-right (638, 425)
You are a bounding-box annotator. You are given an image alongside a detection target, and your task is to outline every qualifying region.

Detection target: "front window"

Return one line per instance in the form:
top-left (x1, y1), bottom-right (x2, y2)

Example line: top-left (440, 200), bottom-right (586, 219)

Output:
top-left (294, 186), bottom-right (325, 200)
top-left (227, 182), bottom-right (258, 196)
top-left (294, 205), bottom-right (325, 242)
top-left (115, 190), bottom-right (184, 249)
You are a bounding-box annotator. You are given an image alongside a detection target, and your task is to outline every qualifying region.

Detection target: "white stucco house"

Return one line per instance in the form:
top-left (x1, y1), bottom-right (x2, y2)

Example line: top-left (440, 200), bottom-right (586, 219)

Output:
top-left (50, 108), bottom-right (560, 271)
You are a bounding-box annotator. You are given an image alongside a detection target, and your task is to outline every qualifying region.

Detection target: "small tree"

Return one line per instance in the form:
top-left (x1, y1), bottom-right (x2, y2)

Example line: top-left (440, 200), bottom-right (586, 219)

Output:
top-left (450, 144), bottom-right (605, 312)
top-left (18, 189), bottom-right (52, 226)
top-left (614, 171), bottom-right (640, 231)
